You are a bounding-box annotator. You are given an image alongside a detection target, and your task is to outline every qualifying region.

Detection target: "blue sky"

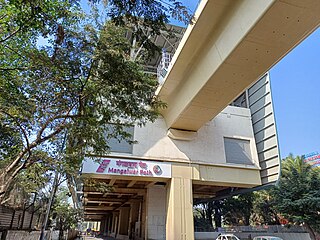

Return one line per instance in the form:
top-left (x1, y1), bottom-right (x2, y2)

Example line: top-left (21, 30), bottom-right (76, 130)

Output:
top-left (270, 28), bottom-right (320, 158)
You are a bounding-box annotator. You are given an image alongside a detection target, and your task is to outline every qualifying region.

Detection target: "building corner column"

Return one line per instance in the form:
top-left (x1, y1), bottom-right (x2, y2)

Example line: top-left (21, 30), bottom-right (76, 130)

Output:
top-left (166, 164), bottom-right (194, 240)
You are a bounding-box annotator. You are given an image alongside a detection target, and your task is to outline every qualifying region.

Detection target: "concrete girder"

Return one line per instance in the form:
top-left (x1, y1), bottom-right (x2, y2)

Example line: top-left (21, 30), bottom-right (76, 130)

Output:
top-left (158, 0), bottom-right (320, 131)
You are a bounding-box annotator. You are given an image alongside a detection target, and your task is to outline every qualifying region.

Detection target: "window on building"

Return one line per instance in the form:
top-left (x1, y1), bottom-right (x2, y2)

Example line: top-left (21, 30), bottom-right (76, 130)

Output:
top-left (230, 91), bottom-right (248, 108)
top-left (224, 137), bottom-right (253, 165)
top-left (106, 125), bottom-right (134, 154)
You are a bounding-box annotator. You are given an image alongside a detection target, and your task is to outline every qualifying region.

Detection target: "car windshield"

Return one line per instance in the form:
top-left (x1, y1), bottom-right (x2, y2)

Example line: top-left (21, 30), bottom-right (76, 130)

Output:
top-left (257, 237), bottom-right (282, 240)
top-left (226, 236), bottom-right (238, 240)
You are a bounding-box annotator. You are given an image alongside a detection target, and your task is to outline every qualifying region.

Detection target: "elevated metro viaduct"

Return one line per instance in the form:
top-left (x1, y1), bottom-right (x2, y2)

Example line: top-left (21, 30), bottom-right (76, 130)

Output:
top-left (81, 0), bottom-right (320, 239)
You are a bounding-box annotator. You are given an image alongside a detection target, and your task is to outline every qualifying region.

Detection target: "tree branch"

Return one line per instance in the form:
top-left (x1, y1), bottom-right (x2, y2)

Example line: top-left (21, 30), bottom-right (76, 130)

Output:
top-left (0, 14), bottom-right (8, 21)
top-left (4, 148), bottom-right (29, 175)
top-left (0, 153), bottom-right (32, 202)
top-left (0, 110), bottom-right (32, 172)
top-left (3, 122), bottom-right (66, 188)
top-left (0, 67), bottom-right (27, 71)
top-left (3, 100), bottom-right (77, 179)
top-left (37, 123), bottom-right (66, 145)
top-left (36, 102), bottom-right (78, 141)
top-left (80, 60), bottom-right (94, 93)
top-left (4, 44), bottom-right (27, 59)
top-left (133, 34), bottom-right (152, 61)
top-left (3, 106), bottom-right (73, 175)
top-left (0, 26), bottom-right (21, 43)
top-left (0, 110), bottom-right (32, 159)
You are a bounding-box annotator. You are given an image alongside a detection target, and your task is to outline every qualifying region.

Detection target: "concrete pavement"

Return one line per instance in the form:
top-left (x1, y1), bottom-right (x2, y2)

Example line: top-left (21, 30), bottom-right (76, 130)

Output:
top-left (81, 236), bottom-right (116, 240)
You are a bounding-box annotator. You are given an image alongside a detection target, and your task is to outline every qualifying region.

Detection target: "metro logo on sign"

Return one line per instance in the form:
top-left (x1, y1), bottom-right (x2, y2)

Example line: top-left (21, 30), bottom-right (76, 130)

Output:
top-left (153, 165), bottom-right (162, 175)
top-left (96, 159), bottom-right (111, 173)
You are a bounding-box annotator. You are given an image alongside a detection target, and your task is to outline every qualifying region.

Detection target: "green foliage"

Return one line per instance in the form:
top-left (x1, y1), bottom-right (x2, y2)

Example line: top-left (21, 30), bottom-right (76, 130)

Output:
top-left (194, 194), bottom-right (255, 229)
top-left (273, 154), bottom-right (320, 235)
top-left (16, 154), bottom-right (53, 193)
top-left (0, 122), bottom-right (23, 167)
top-left (0, 0), bottom-right (80, 42)
top-left (103, 0), bottom-right (193, 59)
top-left (51, 187), bottom-right (82, 231)
top-left (1, 0), bottom-right (184, 201)
top-left (222, 193), bottom-right (254, 226)
top-left (251, 190), bottom-right (280, 225)
top-left (193, 154), bottom-right (320, 237)
top-left (194, 202), bottom-right (214, 230)
top-left (0, 0), bottom-right (195, 214)
top-left (83, 178), bottom-right (113, 193)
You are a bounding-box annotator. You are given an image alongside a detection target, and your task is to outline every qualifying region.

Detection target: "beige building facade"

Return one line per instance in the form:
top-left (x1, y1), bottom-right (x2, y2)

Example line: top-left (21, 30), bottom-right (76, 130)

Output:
top-left (81, 74), bottom-right (280, 240)
top-left (81, 0), bottom-right (320, 239)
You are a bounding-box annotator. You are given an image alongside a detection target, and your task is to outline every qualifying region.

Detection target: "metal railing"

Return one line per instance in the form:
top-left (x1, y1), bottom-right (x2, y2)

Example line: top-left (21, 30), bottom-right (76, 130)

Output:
top-left (195, 225), bottom-right (308, 233)
top-left (157, 51), bottom-right (173, 85)
top-left (0, 205), bottom-right (43, 230)
top-left (220, 225), bottom-right (307, 233)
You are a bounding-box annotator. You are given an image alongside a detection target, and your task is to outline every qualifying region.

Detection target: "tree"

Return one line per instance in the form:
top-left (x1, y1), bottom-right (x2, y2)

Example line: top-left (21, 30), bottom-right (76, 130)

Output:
top-left (251, 190), bottom-right (280, 225)
top-left (273, 154), bottom-right (320, 240)
top-left (222, 193), bottom-right (254, 226)
top-left (0, 122), bottom-right (23, 169)
top-left (1, 156), bottom-right (53, 207)
top-left (51, 187), bottom-right (82, 240)
top-left (194, 202), bottom-right (214, 231)
top-left (0, 0), bottom-right (192, 202)
top-left (194, 194), bottom-right (254, 230)
top-left (212, 200), bottom-right (224, 228)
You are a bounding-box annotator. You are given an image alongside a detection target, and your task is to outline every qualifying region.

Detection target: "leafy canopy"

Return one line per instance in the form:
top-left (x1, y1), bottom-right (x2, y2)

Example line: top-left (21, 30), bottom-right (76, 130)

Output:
top-left (0, 0), bottom-right (192, 203)
top-left (273, 154), bottom-right (320, 234)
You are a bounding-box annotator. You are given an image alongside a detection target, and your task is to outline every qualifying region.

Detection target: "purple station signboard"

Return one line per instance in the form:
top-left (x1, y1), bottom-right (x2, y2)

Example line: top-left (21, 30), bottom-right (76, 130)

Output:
top-left (82, 157), bottom-right (172, 178)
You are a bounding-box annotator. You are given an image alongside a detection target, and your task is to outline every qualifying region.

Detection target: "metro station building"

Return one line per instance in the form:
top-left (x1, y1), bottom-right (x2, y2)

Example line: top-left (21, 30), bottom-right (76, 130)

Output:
top-left (81, 0), bottom-right (320, 239)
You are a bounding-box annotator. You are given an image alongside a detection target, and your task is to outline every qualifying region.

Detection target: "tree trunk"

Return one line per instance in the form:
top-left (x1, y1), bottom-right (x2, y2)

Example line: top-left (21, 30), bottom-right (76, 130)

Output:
top-left (0, 163), bottom-right (25, 203)
top-left (206, 202), bottom-right (214, 228)
top-left (244, 214), bottom-right (250, 226)
top-left (66, 174), bottom-right (79, 209)
top-left (58, 218), bottom-right (64, 240)
top-left (214, 212), bottom-right (222, 228)
top-left (305, 223), bottom-right (317, 240)
top-left (0, 172), bottom-right (13, 202)
top-left (213, 201), bottom-right (222, 229)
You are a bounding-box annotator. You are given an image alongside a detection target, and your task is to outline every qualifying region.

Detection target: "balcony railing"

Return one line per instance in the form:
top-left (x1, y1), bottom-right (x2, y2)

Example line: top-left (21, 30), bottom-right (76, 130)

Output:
top-left (157, 50), bottom-right (173, 85)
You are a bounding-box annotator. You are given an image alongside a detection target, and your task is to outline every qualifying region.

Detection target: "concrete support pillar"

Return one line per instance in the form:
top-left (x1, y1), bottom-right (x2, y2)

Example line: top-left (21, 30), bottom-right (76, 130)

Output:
top-left (111, 212), bottom-right (118, 235)
top-left (129, 201), bottom-right (140, 238)
top-left (115, 215), bottom-right (119, 236)
top-left (100, 219), bottom-right (105, 234)
top-left (141, 194), bottom-right (146, 240)
top-left (118, 207), bottom-right (130, 236)
top-left (146, 185), bottom-right (167, 240)
top-left (136, 200), bottom-right (142, 239)
top-left (101, 217), bottom-right (108, 236)
top-left (111, 215), bottom-right (114, 233)
top-left (94, 221), bottom-right (100, 231)
top-left (108, 215), bottom-right (112, 234)
top-left (166, 164), bottom-right (194, 240)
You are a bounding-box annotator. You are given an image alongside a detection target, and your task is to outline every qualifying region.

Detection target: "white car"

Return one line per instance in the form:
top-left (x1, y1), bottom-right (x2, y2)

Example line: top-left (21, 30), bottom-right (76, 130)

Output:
top-left (253, 237), bottom-right (283, 240)
top-left (216, 234), bottom-right (241, 240)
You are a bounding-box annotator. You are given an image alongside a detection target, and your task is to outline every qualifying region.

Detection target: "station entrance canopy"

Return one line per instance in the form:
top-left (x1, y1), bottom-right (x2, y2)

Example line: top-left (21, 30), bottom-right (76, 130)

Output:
top-left (81, 158), bottom-right (171, 221)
